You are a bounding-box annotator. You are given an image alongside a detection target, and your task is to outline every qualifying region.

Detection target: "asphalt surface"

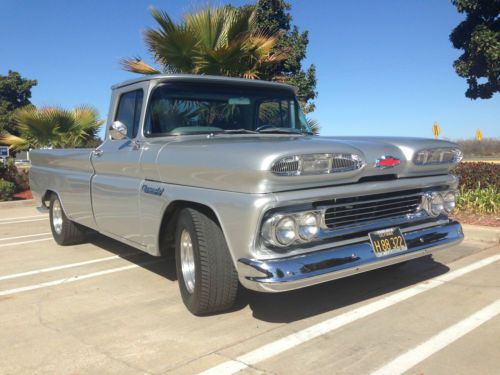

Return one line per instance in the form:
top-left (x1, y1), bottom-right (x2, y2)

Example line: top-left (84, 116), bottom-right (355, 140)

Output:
top-left (0, 202), bottom-right (499, 375)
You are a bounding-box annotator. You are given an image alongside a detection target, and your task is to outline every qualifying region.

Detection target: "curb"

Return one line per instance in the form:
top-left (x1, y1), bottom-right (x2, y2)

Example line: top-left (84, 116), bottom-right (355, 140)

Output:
top-left (462, 224), bottom-right (500, 244)
top-left (0, 199), bottom-right (36, 208)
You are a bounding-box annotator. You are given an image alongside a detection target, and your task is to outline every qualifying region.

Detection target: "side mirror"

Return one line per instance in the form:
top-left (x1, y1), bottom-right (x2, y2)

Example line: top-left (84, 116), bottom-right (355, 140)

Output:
top-left (109, 121), bottom-right (128, 140)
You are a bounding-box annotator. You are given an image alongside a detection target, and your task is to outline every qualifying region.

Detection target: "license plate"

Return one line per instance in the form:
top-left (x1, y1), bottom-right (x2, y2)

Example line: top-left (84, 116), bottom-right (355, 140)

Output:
top-left (369, 227), bottom-right (407, 257)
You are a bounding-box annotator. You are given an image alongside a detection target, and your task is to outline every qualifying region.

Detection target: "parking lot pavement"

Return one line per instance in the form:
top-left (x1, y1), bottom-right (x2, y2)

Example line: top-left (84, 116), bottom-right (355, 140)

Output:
top-left (0, 203), bottom-right (499, 375)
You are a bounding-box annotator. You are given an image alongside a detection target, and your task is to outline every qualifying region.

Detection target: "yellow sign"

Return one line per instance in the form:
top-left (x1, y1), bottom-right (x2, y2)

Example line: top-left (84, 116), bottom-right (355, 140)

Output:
top-left (476, 128), bottom-right (483, 141)
top-left (432, 121), bottom-right (440, 139)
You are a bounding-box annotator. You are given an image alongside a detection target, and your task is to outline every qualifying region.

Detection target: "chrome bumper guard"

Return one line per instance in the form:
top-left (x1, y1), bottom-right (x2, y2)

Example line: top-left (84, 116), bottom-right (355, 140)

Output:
top-left (238, 221), bottom-right (463, 292)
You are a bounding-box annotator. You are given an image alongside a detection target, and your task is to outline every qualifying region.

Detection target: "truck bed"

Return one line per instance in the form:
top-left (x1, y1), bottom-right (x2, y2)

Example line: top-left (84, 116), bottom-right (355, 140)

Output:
top-left (29, 149), bottom-right (96, 229)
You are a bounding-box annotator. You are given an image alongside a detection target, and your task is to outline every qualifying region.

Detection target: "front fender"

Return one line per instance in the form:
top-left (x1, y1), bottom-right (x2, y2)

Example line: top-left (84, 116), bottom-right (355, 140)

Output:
top-left (139, 181), bottom-right (276, 263)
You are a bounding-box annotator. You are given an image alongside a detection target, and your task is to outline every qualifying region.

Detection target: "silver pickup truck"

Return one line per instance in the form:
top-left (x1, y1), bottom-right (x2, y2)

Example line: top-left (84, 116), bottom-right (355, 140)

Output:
top-left (30, 74), bottom-right (464, 315)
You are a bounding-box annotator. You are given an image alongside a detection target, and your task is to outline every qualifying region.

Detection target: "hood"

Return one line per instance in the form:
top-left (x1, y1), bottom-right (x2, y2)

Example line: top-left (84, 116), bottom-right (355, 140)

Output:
top-left (150, 135), bottom-right (460, 194)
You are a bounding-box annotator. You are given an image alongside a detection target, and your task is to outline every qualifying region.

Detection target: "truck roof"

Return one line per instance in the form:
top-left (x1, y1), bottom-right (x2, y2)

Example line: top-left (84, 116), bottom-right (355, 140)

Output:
top-left (111, 74), bottom-right (297, 93)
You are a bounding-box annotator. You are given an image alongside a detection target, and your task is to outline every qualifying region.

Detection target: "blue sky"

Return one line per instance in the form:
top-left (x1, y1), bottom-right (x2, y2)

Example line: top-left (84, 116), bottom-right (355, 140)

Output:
top-left (1, 0), bottom-right (498, 139)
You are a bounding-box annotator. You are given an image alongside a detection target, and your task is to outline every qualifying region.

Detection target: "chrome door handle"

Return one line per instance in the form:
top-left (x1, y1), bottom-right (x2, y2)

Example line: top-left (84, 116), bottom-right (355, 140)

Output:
top-left (132, 140), bottom-right (142, 150)
top-left (93, 149), bottom-right (103, 157)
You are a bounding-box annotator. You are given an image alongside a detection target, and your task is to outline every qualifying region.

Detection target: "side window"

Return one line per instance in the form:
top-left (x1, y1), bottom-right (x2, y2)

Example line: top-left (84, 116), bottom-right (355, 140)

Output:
top-left (114, 90), bottom-right (143, 139)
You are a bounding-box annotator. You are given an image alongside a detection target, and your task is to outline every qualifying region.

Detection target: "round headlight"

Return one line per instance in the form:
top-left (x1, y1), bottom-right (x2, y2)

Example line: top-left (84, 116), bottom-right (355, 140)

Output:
top-left (443, 192), bottom-right (456, 213)
top-left (298, 213), bottom-right (319, 241)
top-left (430, 192), bottom-right (444, 216)
top-left (275, 216), bottom-right (297, 246)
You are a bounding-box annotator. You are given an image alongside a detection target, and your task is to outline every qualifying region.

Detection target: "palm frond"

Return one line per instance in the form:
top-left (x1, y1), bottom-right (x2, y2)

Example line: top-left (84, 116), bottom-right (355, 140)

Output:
top-left (14, 105), bottom-right (60, 147)
top-left (0, 133), bottom-right (29, 151)
top-left (122, 5), bottom-right (291, 78)
top-left (120, 58), bottom-right (161, 75)
top-left (184, 6), bottom-right (228, 50)
top-left (12, 105), bottom-right (104, 149)
top-left (306, 118), bottom-right (320, 135)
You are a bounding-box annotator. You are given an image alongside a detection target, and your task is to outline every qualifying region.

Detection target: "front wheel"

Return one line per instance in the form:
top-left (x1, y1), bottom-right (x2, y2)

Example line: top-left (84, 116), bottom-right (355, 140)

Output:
top-left (175, 208), bottom-right (239, 315)
top-left (49, 194), bottom-right (87, 245)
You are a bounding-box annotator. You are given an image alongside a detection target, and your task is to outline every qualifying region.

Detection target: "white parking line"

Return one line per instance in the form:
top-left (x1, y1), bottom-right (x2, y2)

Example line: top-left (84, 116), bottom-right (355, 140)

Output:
top-left (0, 254), bottom-right (138, 281)
top-left (0, 237), bottom-right (53, 248)
top-left (370, 299), bottom-right (500, 375)
top-left (0, 260), bottom-right (163, 297)
top-left (199, 254), bottom-right (500, 375)
top-left (0, 232), bottom-right (52, 242)
top-left (0, 218), bottom-right (47, 225)
top-left (0, 217), bottom-right (47, 225)
top-left (0, 215), bottom-right (46, 222)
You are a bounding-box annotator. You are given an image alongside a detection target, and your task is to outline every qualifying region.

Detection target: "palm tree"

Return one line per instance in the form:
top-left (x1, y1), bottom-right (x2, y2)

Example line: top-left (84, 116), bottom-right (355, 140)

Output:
top-left (121, 6), bottom-right (288, 79)
top-left (0, 106), bottom-right (104, 150)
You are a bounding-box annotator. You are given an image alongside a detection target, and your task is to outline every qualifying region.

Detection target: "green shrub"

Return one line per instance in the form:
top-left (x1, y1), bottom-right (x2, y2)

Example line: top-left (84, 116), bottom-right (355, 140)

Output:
top-left (0, 158), bottom-right (17, 181)
top-left (451, 162), bottom-right (499, 190)
top-left (0, 179), bottom-right (16, 201)
top-left (0, 157), bottom-right (30, 191)
top-left (456, 185), bottom-right (499, 215)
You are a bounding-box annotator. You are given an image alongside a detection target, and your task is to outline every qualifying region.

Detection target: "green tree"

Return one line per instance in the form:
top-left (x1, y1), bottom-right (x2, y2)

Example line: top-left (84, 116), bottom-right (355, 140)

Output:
top-left (0, 106), bottom-right (104, 150)
top-left (253, 0), bottom-right (317, 113)
top-left (121, 6), bottom-right (288, 79)
top-left (0, 70), bottom-right (37, 135)
top-left (450, 0), bottom-right (500, 99)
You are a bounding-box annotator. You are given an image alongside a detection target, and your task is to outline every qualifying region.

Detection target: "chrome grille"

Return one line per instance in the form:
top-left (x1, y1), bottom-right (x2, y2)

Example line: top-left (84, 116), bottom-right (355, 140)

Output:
top-left (321, 189), bottom-right (423, 229)
top-left (271, 156), bottom-right (300, 175)
top-left (331, 153), bottom-right (363, 172)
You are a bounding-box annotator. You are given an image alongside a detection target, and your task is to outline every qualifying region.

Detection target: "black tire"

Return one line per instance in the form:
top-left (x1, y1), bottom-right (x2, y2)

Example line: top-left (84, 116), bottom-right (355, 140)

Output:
top-left (175, 208), bottom-right (239, 315)
top-left (49, 194), bottom-right (87, 245)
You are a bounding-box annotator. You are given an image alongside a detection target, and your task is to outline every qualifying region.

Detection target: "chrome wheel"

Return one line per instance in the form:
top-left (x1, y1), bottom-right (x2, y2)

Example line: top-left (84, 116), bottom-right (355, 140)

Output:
top-left (180, 229), bottom-right (196, 294)
top-left (52, 199), bottom-right (63, 235)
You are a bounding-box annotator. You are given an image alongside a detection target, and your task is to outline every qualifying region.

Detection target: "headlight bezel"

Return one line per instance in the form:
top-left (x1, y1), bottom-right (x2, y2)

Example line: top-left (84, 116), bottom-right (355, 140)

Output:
top-left (297, 213), bottom-right (320, 241)
top-left (422, 190), bottom-right (458, 217)
top-left (275, 216), bottom-right (297, 246)
top-left (443, 191), bottom-right (457, 213)
top-left (430, 192), bottom-right (444, 216)
top-left (261, 210), bottom-right (322, 248)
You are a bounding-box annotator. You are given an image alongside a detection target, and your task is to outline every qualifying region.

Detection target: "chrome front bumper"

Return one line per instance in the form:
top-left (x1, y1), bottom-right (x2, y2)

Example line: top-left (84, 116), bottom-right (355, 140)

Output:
top-left (238, 221), bottom-right (463, 292)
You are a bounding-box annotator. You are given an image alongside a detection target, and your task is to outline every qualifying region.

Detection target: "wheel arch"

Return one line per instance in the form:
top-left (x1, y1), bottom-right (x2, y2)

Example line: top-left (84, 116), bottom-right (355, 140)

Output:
top-left (157, 200), bottom-right (228, 259)
top-left (41, 189), bottom-right (71, 218)
top-left (41, 189), bottom-right (58, 207)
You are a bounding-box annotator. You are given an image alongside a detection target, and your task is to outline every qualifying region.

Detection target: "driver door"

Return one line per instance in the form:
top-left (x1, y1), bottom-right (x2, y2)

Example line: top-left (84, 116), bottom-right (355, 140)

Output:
top-left (91, 87), bottom-right (145, 244)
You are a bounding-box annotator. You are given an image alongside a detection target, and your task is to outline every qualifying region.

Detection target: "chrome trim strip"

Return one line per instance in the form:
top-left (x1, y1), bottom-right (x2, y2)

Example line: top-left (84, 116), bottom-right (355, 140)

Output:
top-left (323, 196), bottom-right (421, 215)
top-left (239, 221), bottom-right (463, 292)
top-left (323, 207), bottom-right (420, 226)
top-left (316, 192), bottom-right (423, 210)
top-left (319, 211), bottom-right (429, 233)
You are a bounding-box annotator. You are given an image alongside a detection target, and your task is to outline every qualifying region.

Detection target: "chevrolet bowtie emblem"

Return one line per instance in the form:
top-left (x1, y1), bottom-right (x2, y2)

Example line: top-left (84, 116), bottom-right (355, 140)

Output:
top-left (375, 156), bottom-right (400, 168)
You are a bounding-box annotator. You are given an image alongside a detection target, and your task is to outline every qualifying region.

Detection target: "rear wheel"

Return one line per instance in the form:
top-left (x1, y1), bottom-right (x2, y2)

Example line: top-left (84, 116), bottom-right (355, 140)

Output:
top-left (49, 194), bottom-right (87, 245)
top-left (175, 208), bottom-right (239, 315)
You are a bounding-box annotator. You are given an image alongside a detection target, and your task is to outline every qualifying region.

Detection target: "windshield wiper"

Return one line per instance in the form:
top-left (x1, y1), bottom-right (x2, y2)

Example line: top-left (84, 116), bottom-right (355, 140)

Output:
top-left (257, 127), bottom-right (313, 135)
top-left (221, 129), bottom-right (259, 134)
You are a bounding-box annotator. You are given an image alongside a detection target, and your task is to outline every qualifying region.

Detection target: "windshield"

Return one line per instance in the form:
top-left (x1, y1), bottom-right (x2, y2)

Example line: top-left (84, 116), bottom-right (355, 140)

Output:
top-left (144, 83), bottom-right (311, 136)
